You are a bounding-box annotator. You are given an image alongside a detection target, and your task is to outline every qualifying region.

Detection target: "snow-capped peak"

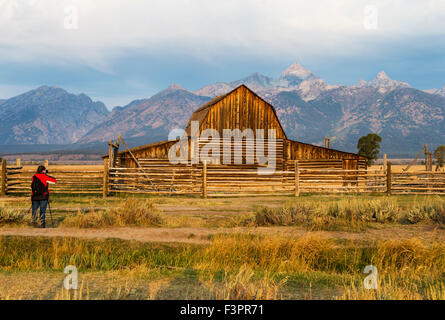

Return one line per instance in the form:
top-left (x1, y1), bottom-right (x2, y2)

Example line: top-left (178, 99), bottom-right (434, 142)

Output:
top-left (424, 84), bottom-right (445, 97)
top-left (376, 71), bottom-right (390, 80)
top-left (167, 83), bottom-right (187, 91)
top-left (355, 79), bottom-right (368, 87)
top-left (280, 62), bottom-right (315, 80)
top-left (368, 71), bottom-right (410, 89)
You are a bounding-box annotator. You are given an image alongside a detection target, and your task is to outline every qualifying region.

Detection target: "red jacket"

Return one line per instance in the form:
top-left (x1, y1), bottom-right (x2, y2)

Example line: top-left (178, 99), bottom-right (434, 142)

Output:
top-left (31, 173), bottom-right (56, 200)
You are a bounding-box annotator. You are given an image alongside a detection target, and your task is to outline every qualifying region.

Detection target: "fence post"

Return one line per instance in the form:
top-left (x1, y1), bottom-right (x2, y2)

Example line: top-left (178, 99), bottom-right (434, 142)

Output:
top-left (103, 158), bottom-right (109, 198)
top-left (44, 160), bottom-right (48, 168)
top-left (386, 161), bottom-right (392, 196)
top-left (294, 160), bottom-right (300, 197)
top-left (16, 158), bottom-right (21, 167)
top-left (202, 161), bottom-right (207, 199)
top-left (1, 159), bottom-right (6, 196)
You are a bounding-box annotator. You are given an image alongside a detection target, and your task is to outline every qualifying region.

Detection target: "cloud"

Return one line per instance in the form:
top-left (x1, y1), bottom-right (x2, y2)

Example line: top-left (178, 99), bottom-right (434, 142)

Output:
top-left (0, 84), bottom-right (35, 99)
top-left (1, 0), bottom-right (445, 70)
top-left (1, 0), bottom-right (445, 106)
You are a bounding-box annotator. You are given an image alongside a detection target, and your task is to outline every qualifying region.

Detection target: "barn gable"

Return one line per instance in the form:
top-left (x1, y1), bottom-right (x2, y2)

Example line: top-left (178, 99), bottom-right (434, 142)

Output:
top-left (185, 85), bottom-right (287, 139)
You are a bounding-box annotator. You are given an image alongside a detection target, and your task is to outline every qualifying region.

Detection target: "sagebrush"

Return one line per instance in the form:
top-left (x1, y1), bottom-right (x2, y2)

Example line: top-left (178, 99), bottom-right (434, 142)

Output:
top-left (61, 199), bottom-right (164, 228)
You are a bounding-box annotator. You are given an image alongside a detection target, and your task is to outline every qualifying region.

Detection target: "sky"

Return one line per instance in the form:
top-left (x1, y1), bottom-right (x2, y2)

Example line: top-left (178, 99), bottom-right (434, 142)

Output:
top-left (1, 0), bottom-right (445, 109)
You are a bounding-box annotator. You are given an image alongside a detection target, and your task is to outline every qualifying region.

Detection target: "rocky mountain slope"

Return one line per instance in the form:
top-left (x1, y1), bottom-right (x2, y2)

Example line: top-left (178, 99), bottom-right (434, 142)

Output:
top-left (79, 84), bottom-right (211, 146)
top-left (0, 86), bottom-right (109, 144)
top-left (194, 63), bottom-right (338, 101)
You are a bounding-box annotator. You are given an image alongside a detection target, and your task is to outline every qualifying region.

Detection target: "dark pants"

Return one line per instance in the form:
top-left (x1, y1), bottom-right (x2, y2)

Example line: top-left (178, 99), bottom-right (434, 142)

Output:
top-left (32, 200), bottom-right (48, 228)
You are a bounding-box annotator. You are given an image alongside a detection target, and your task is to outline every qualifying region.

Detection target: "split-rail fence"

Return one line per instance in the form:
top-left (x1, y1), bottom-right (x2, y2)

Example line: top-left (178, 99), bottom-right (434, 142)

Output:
top-left (1, 158), bottom-right (445, 197)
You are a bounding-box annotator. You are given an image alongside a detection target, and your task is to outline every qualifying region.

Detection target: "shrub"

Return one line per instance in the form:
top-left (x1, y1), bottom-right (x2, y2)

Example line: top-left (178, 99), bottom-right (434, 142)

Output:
top-left (255, 199), bottom-right (399, 230)
top-left (407, 198), bottom-right (445, 225)
top-left (366, 199), bottom-right (399, 223)
top-left (0, 206), bottom-right (28, 226)
top-left (407, 207), bottom-right (426, 224)
top-left (62, 199), bottom-right (164, 228)
top-left (107, 200), bottom-right (164, 227)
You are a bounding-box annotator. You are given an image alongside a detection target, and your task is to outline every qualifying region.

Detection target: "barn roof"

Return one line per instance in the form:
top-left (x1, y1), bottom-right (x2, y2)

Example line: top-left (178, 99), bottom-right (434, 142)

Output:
top-left (102, 139), bottom-right (177, 159)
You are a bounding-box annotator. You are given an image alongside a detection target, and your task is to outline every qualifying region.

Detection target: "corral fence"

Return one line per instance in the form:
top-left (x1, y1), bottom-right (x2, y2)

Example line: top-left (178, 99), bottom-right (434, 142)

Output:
top-left (104, 159), bottom-right (445, 197)
top-left (391, 171), bottom-right (445, 195)
top-left (108, 159), bottom-right (201, 195)
top-left (0, 158), bottom-right (103, 196)
top-left (1, 158), bottom-right (445, 197)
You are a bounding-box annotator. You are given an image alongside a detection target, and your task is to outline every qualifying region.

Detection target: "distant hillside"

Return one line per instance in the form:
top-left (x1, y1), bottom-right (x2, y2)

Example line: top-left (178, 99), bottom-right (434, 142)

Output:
top-left (79, 84), bottom-right (211, 144)
top-left (0, 86), bottom-right (109, 144)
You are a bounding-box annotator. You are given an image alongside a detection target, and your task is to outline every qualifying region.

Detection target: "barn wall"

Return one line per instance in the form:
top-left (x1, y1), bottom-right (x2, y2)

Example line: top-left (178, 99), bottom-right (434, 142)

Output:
top-left (285, 140), bottom-right (362, 160)
top-left (117, 140), bottom-right (177, 167)
top-left (117, 139), bottom-right (366, 169)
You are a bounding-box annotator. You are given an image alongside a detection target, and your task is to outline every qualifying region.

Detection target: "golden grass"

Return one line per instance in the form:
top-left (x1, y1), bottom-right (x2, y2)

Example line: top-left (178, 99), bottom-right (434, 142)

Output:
top-left (200, 234), bottom-right (445, 276)
top-left (1, 234), bottom-right (445, 299)
top-left (204, 265), bottom-right (285, 300)
top-left (22, 165), bottom-right (102, 171)
top-left (2, 192), bottom-right (445, 300)
top-left (0, 204), bottom-right (31, 226)
top-left (61, 200), bottom-right (164, 228)
top-left (54, 281), bottom-right (90, 300)
top-left (406, 197), bottom-right (445, 224)
top-left (340, 273), bottom-right (445, 300)
top-left (255, 198), bottom-right (399, 231)
top-left (49, 267), bottom-right (285, 300)
top-left (59, 198), bottom-right (254, 229)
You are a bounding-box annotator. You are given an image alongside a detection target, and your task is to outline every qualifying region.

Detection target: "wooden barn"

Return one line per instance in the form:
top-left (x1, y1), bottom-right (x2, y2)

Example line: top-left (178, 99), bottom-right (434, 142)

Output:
top-left (102, 85), bottom-right (368, 196)
top-left (105, 85), bottom-right (366, 170)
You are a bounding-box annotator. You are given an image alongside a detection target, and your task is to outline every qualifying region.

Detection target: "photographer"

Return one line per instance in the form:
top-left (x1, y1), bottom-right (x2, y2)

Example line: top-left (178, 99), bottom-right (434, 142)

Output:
top-left (31, 165), bottom-right (56, 228)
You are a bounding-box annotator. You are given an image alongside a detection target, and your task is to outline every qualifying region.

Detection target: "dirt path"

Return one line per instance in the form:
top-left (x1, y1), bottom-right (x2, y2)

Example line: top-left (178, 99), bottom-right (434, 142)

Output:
top-left (1, 224), bottom-right (444, 245)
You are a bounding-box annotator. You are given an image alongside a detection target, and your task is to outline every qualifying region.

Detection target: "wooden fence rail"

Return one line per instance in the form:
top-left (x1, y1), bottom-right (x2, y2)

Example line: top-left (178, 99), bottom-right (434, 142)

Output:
top-left (108, 163), bottom-right (201, 195)
top-left (4, 161), bottom-right (103, 195)
top-left (391, 171), bottom-right (445, 195)
top-left (2, 159), bottom-right (445, 197)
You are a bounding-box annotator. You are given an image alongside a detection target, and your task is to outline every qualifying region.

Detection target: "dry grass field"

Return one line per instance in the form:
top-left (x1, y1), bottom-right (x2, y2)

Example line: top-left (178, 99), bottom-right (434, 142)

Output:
top-left (21, 164), bottom-right (103, 172)
top-left (1, 164), bottom-right (445, 300)
top-left (370, 164), bottom-right (444, 172)
top-left (1, 193), bottom-right (445, 300)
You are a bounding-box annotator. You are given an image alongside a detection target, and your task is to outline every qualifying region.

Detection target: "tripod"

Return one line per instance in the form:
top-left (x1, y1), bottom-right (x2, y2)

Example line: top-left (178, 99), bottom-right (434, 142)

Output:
top-left (47, 200), bottom-right (54, 228)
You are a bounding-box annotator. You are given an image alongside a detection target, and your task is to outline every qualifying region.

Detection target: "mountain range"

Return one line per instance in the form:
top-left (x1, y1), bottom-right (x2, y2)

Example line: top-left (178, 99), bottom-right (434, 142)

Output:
top-left (1, 63), bottom-right (445, 157)
top-left (0, 86), bottom-right (108, 144)
top-left (79, 84), bottom-right (211, 146)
